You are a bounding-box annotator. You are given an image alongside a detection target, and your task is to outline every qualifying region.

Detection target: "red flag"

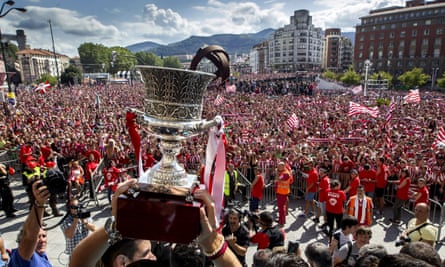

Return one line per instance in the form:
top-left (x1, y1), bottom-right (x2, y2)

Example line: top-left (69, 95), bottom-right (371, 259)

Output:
top-left (126, 111), bottom-right (142, 176)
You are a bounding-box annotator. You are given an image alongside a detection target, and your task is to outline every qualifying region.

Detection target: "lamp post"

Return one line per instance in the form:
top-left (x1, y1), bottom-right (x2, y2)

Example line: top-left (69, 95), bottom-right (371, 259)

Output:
top-left (0, 0), bottom-right (26, 93)
top-left (431, 67), bottom-right (439, 91)
top-left (363, 59), bottom-right (372, 97)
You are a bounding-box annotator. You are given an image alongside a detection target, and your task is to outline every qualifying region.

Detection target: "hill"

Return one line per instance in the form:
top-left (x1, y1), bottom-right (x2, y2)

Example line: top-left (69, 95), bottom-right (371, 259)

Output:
top-left (126, 29), bottom-right (275, 56)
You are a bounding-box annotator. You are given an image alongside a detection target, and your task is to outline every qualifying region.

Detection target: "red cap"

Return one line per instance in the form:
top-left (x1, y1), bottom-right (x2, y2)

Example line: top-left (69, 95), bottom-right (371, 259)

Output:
top-left (45, 161), bottom-right (56, 168)
top-left (26, 161), bottom-right (38, 169)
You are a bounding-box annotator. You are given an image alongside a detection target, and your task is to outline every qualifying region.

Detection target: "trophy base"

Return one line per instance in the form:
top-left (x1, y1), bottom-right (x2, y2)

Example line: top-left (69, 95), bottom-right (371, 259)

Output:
top-left (116, 182), bottom-right (202, 244)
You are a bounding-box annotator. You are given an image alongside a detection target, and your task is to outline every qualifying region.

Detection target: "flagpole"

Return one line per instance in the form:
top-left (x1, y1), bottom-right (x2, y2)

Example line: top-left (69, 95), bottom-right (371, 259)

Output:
top-left (48, 20), bottom-right (60, 88)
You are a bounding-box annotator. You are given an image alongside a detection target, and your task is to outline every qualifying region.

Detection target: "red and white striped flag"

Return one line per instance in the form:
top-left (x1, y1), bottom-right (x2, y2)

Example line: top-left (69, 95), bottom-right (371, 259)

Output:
top-left (384, 98), bottom-right (396, 131)
top-left (214, 94), bottom-right (225, 106)
top-left (431, 126), bottom-right (445, 150)
top-left (286, 113), bottom-right (299, 129)
top-left (348, 102), bottom-right (379, 118)
top-left (403, 89), bottom-right (420, 104)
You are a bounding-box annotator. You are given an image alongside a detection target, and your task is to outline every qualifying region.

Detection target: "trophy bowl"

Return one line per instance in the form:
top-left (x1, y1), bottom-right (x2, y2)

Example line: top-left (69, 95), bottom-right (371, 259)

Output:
top-left (117, 65), bottom-right (222, 244)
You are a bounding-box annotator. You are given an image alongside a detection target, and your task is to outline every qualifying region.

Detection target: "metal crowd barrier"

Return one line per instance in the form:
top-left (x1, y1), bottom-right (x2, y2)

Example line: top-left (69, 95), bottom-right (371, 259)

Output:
top-left (0, 149), bottom-right (20, 174)
top-left (384, 180), bottom-right (445, 242)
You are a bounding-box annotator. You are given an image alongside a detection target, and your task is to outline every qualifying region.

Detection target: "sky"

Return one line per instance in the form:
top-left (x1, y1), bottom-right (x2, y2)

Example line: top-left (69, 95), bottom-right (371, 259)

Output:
top-left (0, 0), bottom-right (406, 57)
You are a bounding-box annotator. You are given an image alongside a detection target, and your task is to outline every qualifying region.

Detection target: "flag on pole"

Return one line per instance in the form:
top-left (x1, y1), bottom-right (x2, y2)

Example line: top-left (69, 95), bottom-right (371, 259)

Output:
top-left (214, 94), bottom-right (225, 106)
top-left (403, 89), bottom-right (420, 104)
top-left (286, 113), bottom-right (299, 129)
top-left (95, 93), bottom-right (101, 109)
top-left (431, 126), bottom-right (445, 150)
top-left (348, 102), bottom-right (379, 118)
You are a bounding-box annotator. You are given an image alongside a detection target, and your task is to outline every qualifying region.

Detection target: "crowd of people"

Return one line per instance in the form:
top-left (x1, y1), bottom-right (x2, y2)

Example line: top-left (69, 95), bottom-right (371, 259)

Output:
top-left (0, 71), bottom-right (444, 266)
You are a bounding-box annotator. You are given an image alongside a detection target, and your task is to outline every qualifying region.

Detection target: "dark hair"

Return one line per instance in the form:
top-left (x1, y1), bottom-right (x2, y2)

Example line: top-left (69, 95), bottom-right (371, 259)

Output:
top-left (253, 249), bottom-right (273, 267)
top-left (259, 211), bottom-right (274, 227)
top-left (378, 254), bottom-right (434, 267)
top-left (340, 216), bottom-right (359, 230)
top-left (265, 253), bottom-right (309, 267)
top-left (304, 241), bottom-right (332, 267)
top-left (399, 241), bottom-right (442, 267)
top-left (227, 208), bottom-right (242, 221)
top-left (101, 239), bottom-right (142, 267)
top-left (355, 226), bottom-right (372, 237)
top-left (355, 254), bottom-right (380, 267)
top-left (331, 179), bottom-right (340, 188)
top-left (170, 244), bottom-right (205, 267)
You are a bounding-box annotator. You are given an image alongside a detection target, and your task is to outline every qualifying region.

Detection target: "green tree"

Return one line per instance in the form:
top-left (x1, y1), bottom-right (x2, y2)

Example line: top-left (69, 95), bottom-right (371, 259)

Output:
top-left (323, 70), bottom-right (336, 80)
top-left (37, 74), bottom-right (57, 85)
top-left (78, 43), bottom-right (109, 73)
top-left (162, 56), bottom-right (182, 68)
top-left (134, 51), bottom-right (163, 66)
top-left (370, 71), bottom-right (393, 88)
top-left (437, 71), bottom-right (445, 88)
top-left (340, 66), bottom-right (361, 85)
top-left (397, 68), bottom-right (430, 89)
top-left (60, 65), bottom-right (83, 85)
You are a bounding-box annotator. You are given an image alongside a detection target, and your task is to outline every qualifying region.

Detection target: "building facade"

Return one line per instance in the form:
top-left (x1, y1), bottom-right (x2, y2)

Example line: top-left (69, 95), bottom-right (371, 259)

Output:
top-left (249, 41), bottom-right (269, 73)
top-left (16, 49), bottom-right (70, 84)
top-left (322, 28), bottom-right (353, 72)
top-left (268, 9), bottom-right (323, 72)
top-left (354, 0), bottom-right (445, 79)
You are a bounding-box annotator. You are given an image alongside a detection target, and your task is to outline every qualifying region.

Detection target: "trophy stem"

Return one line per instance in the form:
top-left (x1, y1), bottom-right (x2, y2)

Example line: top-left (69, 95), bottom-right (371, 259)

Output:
top-left (149, 140), bottom-right (192, 187)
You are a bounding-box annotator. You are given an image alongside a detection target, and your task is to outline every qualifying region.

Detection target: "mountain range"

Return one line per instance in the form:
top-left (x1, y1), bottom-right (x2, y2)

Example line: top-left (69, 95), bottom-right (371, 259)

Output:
top-left (126, 29), bottom-right (355, 56)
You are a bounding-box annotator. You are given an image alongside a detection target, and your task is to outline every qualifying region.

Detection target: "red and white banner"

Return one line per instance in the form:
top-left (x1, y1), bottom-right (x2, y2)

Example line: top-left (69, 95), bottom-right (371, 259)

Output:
top-left (214, 94), bottom-right (225, 106)
top-left (431, 126), bottom-right (445, 151)
top-left (286, 113), bottom-right (299, 129)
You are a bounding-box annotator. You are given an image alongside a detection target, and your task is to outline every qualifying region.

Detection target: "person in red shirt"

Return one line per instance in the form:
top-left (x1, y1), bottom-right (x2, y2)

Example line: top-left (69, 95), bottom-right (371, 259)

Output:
top-left (389, 168), bottom-right (411, 224)
top-left (358, 164), bottom-right (376, 198)
top-left (344, 169), bottom-right (360, 198)
top-left (85, 153), bottom-right (99, 199)
top-left (325, 179), bottom-right (346, 237)
top-left (414, 178), bottom-right (429, 206)
top-left (249, 167), bottom-right (265, 213)
top-left (375, 157), bottom-right (388, 216)
top-left (316, 168), bottom-right (330, 226)
top-left (19, 141), bottom-right (33, 168)
top-left (102, 160), bottom-right (121, 204)
top-left (301, 160), bottom-right (318, 218)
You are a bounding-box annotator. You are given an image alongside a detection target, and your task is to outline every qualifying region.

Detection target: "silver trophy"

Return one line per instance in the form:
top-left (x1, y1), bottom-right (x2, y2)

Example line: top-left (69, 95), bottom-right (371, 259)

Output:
top-left (118, 49), bottom-right (229, 243)
top-left (130, 65), bottom-right (222, 189)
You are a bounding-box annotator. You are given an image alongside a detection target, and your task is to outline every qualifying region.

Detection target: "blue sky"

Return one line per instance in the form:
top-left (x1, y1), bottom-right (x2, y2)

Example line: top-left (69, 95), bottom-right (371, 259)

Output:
top-left (0, 0), bottom-right (405, 57)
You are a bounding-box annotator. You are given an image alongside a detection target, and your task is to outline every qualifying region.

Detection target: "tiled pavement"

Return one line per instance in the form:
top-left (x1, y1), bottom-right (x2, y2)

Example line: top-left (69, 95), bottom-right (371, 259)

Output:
top-left (1, 177), bottom-right (445, 266)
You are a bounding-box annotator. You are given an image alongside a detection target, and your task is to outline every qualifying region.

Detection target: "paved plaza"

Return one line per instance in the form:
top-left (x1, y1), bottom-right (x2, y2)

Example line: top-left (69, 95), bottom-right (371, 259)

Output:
top-left (1, 176), bottom-right (445, 266)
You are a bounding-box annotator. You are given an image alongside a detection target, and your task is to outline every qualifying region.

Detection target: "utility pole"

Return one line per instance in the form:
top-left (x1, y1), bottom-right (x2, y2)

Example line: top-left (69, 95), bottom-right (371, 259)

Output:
top-left (49, 20), bottom-right (60, 88)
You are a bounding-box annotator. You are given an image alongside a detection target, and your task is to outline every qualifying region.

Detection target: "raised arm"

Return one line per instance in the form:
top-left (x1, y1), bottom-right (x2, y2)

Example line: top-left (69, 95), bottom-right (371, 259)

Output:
top-left (18, 180), bottom-right (49, 260)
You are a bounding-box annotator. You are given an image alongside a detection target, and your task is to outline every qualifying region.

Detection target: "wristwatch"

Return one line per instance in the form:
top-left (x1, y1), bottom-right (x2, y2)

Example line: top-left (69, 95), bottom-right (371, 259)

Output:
top-left (104, 216), bottom-right (122, 246)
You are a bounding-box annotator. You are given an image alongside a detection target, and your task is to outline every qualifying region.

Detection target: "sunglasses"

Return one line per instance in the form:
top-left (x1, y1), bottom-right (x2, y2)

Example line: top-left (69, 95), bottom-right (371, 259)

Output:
top-left (70, 205), bottom-right (79, 209)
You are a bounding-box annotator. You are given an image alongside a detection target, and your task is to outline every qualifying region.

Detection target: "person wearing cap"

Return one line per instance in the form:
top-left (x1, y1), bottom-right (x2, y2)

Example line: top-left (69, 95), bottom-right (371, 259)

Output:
top-left (22, 160), bottom-right (42, 210)
top-left (249, 211), bottom-right (285, 251)
top-left (274, 162), bottom-right (293, 227)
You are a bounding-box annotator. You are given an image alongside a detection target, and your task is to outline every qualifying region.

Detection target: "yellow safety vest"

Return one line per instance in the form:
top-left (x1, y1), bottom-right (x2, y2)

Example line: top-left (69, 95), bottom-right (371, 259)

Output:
top-left (23, 167), bottom-right (41, 183)
top-left (224, 170), bottom-right (237, 196)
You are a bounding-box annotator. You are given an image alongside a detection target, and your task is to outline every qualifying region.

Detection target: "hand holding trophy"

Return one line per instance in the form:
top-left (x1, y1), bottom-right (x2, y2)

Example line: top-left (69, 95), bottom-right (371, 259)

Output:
top-left (116, 45), bottom-right (230, 244)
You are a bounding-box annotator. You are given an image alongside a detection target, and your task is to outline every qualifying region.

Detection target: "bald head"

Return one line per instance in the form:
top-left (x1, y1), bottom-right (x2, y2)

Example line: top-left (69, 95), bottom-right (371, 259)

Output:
top-left (414, 202), bottom-right (430, 220)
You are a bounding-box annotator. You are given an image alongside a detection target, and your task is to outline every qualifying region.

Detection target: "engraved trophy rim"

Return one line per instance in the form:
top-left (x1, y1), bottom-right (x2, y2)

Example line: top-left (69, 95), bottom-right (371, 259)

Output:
top-left (135, 65), bottom-right (217, 79)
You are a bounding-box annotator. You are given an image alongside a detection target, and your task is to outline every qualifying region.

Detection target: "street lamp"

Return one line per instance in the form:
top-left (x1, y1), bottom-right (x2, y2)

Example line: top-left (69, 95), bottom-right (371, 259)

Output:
top-left (431, 67), bottom-right (439, 91)
top-left (0, 0), bottom-right (26, 93)
top-left (363, 59), bottom-right (372, 97)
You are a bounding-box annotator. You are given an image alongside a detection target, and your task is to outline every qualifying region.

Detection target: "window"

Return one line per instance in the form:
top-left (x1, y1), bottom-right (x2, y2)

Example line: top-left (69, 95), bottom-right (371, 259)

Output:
top-left (424, 29), bottom-right (430, 35)
top-left (389, 41), bottom-right (394, 48)
top-left (412, 30), bottom-right (417, 37)
top-left (399, 40), bottom-right (405, 47)
top-left (433, 48), bottom-right (440, 57)
top-left (435, 38), bottom-right (442, 45)
top-left (425, 19), bottom-right (431, 25)
top-left (390, 32), bottom-right (395, 38)
top-left (422, 39), bottom-right (429, 45)
top-left (398, 51), bottom-right (404, 58)
top-left (400, 31), bottom-right (406, 37)
top-left (410, 40), bottom-right (416, 46)
top-left (437, 28), bottom-right (443, 35)
top-left (391, 24), bottom-right (396, 29)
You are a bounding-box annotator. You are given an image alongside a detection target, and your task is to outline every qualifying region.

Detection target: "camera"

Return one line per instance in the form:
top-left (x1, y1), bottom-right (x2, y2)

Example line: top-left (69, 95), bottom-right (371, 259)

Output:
top-left (395, 236), bottom-right (411, 247)
top-left (72, 204), bottom-right (91, 219)
top-left (41, 169), bottom-right (68, 195)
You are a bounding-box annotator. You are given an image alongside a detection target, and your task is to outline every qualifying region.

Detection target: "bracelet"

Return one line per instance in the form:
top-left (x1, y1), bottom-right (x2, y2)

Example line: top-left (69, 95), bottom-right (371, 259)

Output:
top-left (207, 241), bottom-right (228, 260)
top-left (104, 216), bottom-right (122, 246)
top-left (34, 200), bottom-right (47, 209)
top-left (202, 234), bottom-right (225, 257)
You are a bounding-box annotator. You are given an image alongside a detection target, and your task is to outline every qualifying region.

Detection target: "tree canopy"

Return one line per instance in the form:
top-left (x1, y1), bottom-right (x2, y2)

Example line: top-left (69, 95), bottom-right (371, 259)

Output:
top-left (397, 68), bottom-right (430, 89)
